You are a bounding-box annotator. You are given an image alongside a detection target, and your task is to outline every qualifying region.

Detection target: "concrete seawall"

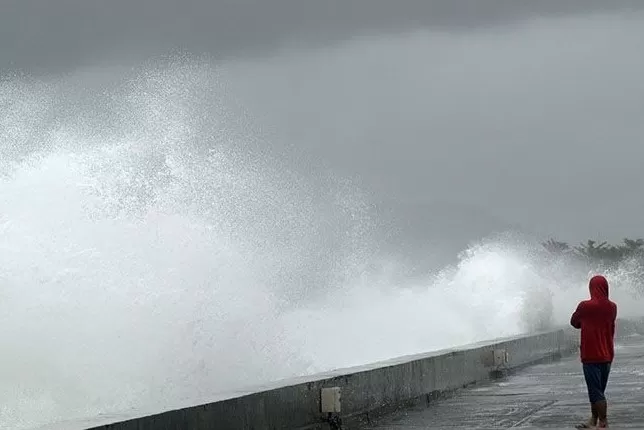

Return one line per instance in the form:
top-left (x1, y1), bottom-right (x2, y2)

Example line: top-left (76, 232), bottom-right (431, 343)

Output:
top-left (47, 318), bottom-right (644, 430)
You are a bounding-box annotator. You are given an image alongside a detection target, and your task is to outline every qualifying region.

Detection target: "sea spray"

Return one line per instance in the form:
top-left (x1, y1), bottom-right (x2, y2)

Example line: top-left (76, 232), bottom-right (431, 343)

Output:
top-left (1, 61), bottom-right (643, 430)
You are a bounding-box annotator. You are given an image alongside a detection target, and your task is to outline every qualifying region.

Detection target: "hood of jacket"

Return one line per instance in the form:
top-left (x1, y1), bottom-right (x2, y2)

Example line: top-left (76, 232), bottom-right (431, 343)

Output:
top-left (589, 275), bottom-right (609, 300)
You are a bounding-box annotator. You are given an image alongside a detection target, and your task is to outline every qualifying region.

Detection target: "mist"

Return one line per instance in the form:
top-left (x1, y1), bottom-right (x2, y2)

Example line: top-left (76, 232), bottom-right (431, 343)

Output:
top-left (220, 11), bottom-right (644, 249)
top-left (2, 4), bottom-right (644, 430)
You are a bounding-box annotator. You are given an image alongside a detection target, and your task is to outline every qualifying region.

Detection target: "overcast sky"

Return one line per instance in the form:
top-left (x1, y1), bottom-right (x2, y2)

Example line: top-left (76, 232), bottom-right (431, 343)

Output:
top-left (3, 0), bottom-right (644, 254)
top-left (2, 0), bottom-right (642, 73)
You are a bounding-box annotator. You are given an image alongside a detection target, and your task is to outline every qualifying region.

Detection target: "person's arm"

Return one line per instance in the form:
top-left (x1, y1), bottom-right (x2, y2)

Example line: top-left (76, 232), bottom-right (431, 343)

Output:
top-left (570, 302), bottom-right (584, 329)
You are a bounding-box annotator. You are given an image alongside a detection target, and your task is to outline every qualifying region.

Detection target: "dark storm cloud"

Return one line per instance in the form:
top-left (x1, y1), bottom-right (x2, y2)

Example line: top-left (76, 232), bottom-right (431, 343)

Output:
top-left (1, 0), bottom-right (643, 73)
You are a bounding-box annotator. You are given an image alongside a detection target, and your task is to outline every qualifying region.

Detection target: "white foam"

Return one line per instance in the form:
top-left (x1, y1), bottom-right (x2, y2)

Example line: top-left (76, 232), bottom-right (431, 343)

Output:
top-left (1, 61), bottom-right (643, 430)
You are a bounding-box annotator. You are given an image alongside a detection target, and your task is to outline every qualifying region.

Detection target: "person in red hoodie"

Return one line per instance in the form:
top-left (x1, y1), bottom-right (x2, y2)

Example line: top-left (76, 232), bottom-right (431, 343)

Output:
top-left (570, 275), bottom-right (617, 429)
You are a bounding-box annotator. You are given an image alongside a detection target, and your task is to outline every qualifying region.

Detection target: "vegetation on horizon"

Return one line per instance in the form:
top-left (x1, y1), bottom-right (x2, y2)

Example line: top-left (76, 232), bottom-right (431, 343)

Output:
top-left (542, 238), bottom-right (644, 265)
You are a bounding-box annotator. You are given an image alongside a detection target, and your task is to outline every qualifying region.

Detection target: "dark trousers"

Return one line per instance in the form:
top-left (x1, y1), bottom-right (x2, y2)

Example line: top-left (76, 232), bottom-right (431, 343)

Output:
top-left (582, 362), bottom-right (611, 403)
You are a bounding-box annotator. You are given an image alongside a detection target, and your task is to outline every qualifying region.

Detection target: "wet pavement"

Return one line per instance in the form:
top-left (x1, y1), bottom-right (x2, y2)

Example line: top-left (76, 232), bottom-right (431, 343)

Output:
top-left (362, 335), bottom-right (644, 429)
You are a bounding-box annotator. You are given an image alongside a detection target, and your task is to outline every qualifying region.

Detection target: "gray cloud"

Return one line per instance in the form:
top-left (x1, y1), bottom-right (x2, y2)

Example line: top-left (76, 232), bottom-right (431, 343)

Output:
top-left (3, 1), bottom-right (644, 265)
top-left (220, 10), bottom-right (644, 254)
top-left (2, 0), bottom-right (643, 74)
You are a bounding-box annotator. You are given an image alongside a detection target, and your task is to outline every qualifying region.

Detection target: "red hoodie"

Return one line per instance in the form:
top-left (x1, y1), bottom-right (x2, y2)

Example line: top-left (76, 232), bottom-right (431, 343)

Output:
top-left (570, 275), bottom-right (617, 363)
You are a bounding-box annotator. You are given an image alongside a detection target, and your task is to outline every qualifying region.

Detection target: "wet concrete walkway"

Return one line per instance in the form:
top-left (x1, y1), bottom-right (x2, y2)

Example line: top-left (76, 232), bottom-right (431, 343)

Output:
top-left (362, 335), bottom-right (644, 429)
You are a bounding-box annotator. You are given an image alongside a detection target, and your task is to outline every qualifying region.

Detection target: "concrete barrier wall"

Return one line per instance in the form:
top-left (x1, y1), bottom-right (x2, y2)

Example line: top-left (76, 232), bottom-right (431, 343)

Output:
top-left (53, 318), bottom-right (643, 430)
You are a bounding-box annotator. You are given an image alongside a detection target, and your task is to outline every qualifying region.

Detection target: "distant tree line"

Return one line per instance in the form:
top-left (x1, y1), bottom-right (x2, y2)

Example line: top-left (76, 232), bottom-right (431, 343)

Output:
top-left (542, 238), bottom-right (644, 265)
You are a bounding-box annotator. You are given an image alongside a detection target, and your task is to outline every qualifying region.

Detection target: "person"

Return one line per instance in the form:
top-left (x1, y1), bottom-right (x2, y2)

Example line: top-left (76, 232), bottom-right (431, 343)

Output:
top-left (570, 274), bottom-right (617, 429)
